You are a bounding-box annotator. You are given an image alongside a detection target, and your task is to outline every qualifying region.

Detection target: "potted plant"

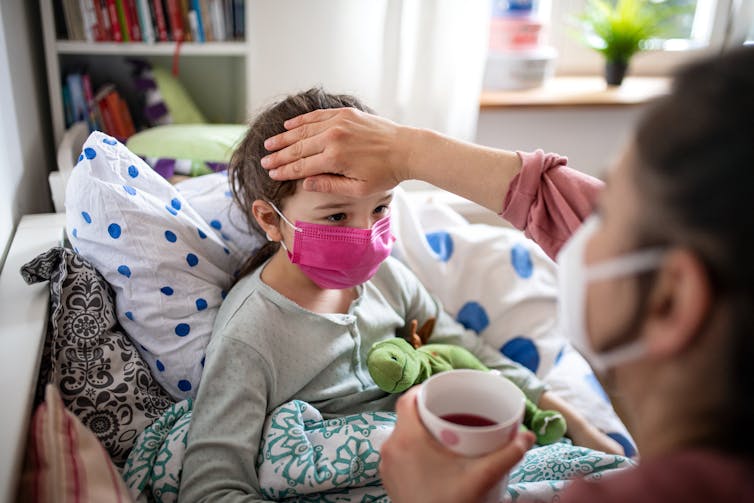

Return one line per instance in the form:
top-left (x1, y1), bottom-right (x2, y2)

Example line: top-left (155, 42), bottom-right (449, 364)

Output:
top-left (578, 0), bottom-right (670, 86)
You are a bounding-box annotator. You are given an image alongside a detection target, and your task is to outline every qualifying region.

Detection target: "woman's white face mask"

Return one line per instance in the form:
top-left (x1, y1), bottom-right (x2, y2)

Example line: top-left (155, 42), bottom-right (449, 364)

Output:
top-left (556, 215), bottom-right (665, 373)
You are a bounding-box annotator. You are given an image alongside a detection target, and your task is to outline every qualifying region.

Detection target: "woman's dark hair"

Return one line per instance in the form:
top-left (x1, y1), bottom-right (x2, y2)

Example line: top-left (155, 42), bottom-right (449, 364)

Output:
top-left (228, 88), bottom-right (374, 279)
top-left (633, 46), bottom-right (754, 457)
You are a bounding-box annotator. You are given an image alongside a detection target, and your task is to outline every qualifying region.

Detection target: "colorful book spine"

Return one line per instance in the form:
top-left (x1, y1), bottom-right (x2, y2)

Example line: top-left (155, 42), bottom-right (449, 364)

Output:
top-left (189, 0), bottom-right (204, 42)
top-left (180, 0), bottom-right (193, 42)
top-left (93, 0), bottom-right (110, 40)
top-left (199, 0), bottom-right (213, 41)
top-left (166, 0), bottom-right (185, 41)
top-left (209, 0), bottom-right (225, 41)
top-left (123, 0), bottom-right (142, 41)
top-left (65, 73), bottom-right (89, 126)
top-left (114, 0), bottom-right (130, 41)
top-left (152, 0), bottom-right (169, 41)
top-left (79, 0), bottom-right (97, 42)
top-left (232, 0), bottom-right (243, 40)
top-left (105, 0), bottom-right (123, 41)
top-left (136, 0), bottom-right (155, 43)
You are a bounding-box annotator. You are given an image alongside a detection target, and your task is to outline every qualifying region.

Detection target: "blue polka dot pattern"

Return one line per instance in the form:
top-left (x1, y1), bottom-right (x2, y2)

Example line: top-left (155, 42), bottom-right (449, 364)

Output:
top-left (165, 205), bottom-right (178, 216)
top-left (82, 211), bottom-right (92, 224)
top-left (426, 231), bottom-right (454, 262)
top-left (125, 311), bottom-right (134, 321)
top-left (84, 147), bottom-right (97, 159)
top-left (456, 301), bottom-right (490, 334)
top-left (156, 359), bottom-right (165, 372)
top-left (607, 432), bottom-right (637, 458)
top-left (197, 228), bottom-right (207, 239)
top-left (123, 185), bottom-right (136, 196)
top-left (164, 230), bottom-right (177, 242)
top-left (201, 356), bottom-right (205, 367)
top-left (171, 198), bottom-right (182, 211)
top-left (128, 165), bottom-right (139, 178)
top-left (223, 247), bottom-right (230, 255)
top-left (186, 253), bottom-right (199, 267)
top-left (177, 379), bottom-right (192, 392)
top-left (210, 220), bottom-right (222, 230)
top-left (225, 191), bottom-right (232, 198)
top-left (117, 265), bottom-right (132, 278)
top-left (102, 137), bottom-right (117, 145)
top-left (72, 228), bottom-right (78, 239)
top-left (221, 232), bottom-right (231, 241)
top-left (585, 373), bottom-right (610, 403)
top-left (108, 223), bottom-right (122, 239)
top-left (175, 323), bottom-right (191, 337)
top-left (221, 290), bottom-right (227, 300)
top-left (510, 244), bottom-right (533, 279)
top-left (196, 298), bottom-right (208, 310)
top-left (78, 154), bottom-right (84, 162)
top-left (500, 336), bottom-right (540, 373)
top-left (160, 286), bottom-right (174, 296)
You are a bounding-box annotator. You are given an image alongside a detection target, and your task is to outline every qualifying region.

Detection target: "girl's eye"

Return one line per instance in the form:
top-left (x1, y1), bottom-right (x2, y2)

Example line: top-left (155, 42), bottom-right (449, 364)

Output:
top-left (326, 213), bottom-right (347, 223)
top-left (374, 205), bottom-right (389, 215)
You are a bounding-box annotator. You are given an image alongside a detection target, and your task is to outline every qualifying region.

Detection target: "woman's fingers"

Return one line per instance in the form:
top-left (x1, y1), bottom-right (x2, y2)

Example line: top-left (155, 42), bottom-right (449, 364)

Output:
top-left (264, 107), bottom-right (356, 153)
top-left (283, 108), bottom-right (346, 131)
top-left (262, 134), bottom-right (328, 178)
top-left (471, 430), bottom-right (534, 490)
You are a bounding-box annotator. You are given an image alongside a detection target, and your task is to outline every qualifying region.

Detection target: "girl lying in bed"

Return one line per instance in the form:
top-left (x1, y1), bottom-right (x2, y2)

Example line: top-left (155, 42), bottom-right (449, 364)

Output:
top-left (178, 88), bottom-right (621, 502)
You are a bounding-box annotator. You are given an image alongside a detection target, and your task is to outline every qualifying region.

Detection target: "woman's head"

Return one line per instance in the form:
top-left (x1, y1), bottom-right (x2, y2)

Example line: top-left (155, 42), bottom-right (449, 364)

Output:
top-left (229, 88), bottom-right (388, 279)
top-left (582, 47), bottom-right (754, 456)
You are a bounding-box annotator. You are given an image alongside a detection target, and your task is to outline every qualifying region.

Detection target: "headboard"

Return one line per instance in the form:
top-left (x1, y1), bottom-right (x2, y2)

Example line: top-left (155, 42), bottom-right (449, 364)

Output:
top-left (0, 213), bottom-right (66, 502)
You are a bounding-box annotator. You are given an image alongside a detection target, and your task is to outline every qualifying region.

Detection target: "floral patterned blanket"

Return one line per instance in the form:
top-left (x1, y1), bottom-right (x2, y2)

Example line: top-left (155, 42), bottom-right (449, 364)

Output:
top-left (122, 400), bottom-right (635, 502)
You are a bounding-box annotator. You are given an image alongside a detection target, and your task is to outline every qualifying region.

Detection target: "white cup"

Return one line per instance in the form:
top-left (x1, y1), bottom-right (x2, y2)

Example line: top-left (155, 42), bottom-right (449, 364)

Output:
top-left (417, 370), bottom-right (526, 503)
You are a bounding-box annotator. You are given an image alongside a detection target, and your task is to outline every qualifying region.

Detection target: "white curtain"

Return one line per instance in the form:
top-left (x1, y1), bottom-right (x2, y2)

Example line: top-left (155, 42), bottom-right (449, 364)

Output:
top-left (381, 0), bottom-right (491, 140)
top-left (247, 0), bottom-right (490, 141)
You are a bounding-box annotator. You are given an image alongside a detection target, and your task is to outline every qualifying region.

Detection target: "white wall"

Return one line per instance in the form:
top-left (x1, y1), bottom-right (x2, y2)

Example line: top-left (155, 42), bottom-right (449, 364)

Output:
top-left (475, 106), bottom-right (648, 179)
top-left (0, 1), bottom-right (53, 268)
top-left (246, 0), bottom-right (390, 114)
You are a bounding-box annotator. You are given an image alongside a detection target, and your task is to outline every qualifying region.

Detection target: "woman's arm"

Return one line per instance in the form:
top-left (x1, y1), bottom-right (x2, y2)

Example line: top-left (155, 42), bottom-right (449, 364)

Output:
top-left (261, 108), bottom-right (604, 258)
top-left (380, 387), bottom-right (535, 503)
top-left (260, 107), bottom-right (523, 214)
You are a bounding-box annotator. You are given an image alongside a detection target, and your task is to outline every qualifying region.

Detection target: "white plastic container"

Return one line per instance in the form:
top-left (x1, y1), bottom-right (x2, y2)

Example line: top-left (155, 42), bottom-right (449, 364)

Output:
top-left (483, 47), bottom-right (557, 91)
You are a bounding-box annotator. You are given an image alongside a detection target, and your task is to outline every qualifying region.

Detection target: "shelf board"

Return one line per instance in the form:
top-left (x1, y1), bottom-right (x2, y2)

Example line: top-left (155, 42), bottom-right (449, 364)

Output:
top-left (56, 40), bottom-right (247, 56)
top-left (480, 76), bottom-right (671, 108)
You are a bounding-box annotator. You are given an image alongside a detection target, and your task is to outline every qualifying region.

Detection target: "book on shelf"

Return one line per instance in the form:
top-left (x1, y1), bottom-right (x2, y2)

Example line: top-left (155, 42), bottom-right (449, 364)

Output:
top-left (62, 70), bottom-right (136, 141)
top-left (105, 0), bottom-right (123, 41)
top-left (58, 0), bottom-right (245, 43)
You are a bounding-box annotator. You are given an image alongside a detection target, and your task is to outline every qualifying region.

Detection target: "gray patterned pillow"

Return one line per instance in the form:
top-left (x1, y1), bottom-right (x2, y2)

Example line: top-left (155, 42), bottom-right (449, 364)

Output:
top-left (21, 247), bottom-right (174, 467)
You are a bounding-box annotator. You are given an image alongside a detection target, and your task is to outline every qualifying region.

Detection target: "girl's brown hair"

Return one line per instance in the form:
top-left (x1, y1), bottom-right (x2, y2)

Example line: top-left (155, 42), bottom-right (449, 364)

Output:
top-left (228, 88), bottom-right (374, 279)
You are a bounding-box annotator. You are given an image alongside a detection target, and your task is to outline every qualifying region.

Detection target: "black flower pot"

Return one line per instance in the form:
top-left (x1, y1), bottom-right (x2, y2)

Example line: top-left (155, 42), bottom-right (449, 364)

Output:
top-left (605, 60), bottom-right (629, 86)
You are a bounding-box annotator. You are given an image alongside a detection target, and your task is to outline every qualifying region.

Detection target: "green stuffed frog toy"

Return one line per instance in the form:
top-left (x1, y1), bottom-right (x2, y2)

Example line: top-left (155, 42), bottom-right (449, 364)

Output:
top-left (367, 318), bottom-right (567, 445)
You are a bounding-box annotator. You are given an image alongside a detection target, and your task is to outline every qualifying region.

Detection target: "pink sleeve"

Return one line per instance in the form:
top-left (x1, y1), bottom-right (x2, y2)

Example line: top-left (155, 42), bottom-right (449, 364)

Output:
top-left (500, 150), bottom-right (604, 260)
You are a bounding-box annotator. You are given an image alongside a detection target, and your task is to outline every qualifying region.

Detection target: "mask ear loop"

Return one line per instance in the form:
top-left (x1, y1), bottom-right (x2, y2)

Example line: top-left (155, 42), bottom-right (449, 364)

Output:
top-left (266, 202), bottom-right (302, 253)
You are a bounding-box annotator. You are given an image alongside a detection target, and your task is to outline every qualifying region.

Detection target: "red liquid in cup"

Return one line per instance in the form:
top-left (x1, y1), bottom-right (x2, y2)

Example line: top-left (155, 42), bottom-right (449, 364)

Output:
top-left (441, 413), bottom-right (497, 427)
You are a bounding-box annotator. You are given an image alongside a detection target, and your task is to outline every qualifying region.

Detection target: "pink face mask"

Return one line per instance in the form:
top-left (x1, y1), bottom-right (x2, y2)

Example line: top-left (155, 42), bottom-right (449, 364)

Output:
top-left (268, 203), bottom-right (396, 289)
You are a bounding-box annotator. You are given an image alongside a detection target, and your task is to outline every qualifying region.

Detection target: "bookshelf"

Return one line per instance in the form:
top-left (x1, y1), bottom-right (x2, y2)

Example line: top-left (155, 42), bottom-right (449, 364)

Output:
top-left (40, 1), bottom-right (252, 145)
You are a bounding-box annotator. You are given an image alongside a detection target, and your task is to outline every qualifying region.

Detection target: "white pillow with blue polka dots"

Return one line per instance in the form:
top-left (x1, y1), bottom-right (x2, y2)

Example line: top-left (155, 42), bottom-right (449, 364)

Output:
top-left (392, 190), bottom-right (562, 379)
top-left (173, 172), bottom-right (262, 263)
top-left (65, 131), bottom-right (259, 400)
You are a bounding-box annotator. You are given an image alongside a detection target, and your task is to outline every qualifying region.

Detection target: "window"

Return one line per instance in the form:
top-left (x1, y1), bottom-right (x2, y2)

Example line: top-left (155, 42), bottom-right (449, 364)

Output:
top-left (540, 0), bottom-right (753, 76)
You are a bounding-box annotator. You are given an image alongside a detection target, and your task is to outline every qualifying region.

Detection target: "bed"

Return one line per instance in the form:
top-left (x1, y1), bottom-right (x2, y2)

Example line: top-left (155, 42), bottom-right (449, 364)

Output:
top-left (0, 129), bottom-right (637, 502)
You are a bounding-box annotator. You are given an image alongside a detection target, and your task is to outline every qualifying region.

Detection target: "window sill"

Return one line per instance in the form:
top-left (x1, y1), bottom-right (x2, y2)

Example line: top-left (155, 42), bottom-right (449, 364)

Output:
top-left (480, 76), bottom-right (671, 109)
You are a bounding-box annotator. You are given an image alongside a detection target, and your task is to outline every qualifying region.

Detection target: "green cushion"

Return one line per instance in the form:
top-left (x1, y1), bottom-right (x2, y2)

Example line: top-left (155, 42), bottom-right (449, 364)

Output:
top-left (151, 66), bottom-right (208, 124)
top-left (126, 124), bottom-right (248, 176)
